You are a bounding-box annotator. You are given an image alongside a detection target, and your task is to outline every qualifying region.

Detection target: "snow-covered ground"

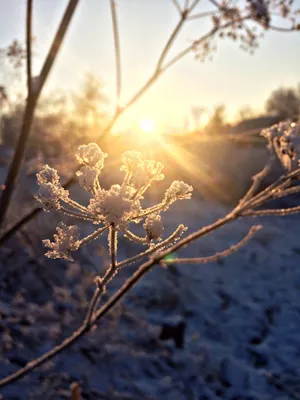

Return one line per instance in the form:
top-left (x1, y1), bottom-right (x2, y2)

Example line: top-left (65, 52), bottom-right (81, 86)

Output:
top-left (1, 193), bottom-right (300, 399)
top-left (1, 142), bottom-right (300, 399)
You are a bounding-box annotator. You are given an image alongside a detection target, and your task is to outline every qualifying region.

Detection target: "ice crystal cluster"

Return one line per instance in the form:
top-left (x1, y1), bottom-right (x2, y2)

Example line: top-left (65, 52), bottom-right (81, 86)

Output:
top-left (36, 143), bottom-right (193, 262)
top-left (261, 121), bottom-right (300, 171)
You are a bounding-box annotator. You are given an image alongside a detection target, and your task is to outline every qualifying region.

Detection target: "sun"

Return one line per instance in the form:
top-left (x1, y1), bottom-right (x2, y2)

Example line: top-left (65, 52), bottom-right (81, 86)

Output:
top-left (140, 119), bottom-right (155, 134)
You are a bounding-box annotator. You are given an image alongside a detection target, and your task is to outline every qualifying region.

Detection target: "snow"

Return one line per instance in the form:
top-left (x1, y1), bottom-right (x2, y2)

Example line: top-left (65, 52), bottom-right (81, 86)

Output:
top-left (1, 146), bottom-right (300, 399)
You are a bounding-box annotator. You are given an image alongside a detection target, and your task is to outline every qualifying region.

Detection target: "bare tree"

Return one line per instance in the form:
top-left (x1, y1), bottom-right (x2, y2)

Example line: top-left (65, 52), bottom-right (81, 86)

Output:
top-left (266, 86), bottom-right (300, 120)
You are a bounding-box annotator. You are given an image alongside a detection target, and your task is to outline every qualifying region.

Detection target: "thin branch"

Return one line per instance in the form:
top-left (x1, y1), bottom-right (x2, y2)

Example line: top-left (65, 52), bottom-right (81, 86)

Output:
top-left (269, 24), bottom-right (297, 32)
top-left (84, 226), bottom-right (117, 327)
top-left (132, 202), bottom-right (166, 220)
top-left (243, 205), bottom-right (300, 217)
top-left (272, 185), bottom-right (300, 199)
top-left (107, 4), bottom-right (243, 124)
top-left (236, 156), bottom-right (274, 210)
top-left (187, 10), bottom-right (218, 20)
top-left (80, 225), bottom-right (109, 247)
top-left (172, 0), bottom-right (182, 15)
top-left (0, 0), bottom-right (79, 232)
top-left (60, 206), bottom-right (96, 222)
top-left (110, 0), bottom-right (122, 105)
top-left (184, 0), bottom-right (190, 11)
top-left (64, 197), bottom-right (92, 214)
top-left (248, 169), bottom-right (300, 209)
top-left (0, 176), bottom-right (76, 246)
top-left (155, 11), bottom-right (188, 73)
top-left (161, 15), bottom-right (250, 73)
top-left (26, 0), bottom-right (33, 96)
top-left (109, 224), bottom-right (117, 270)
top-left (162, 225), bottom-right (262, 265)
top-left (124, 230), bottom-right (148, 244)
top-left (83, 282), bottom-right (102, 326)
top-left (209, 0), bottom-right (221, 8)
top-left (189, 0), bottom-right (202, 12)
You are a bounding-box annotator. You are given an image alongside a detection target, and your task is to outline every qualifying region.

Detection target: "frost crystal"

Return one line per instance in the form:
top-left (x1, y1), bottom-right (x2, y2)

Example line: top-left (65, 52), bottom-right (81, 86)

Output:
top-left (35, 182), bottom-right (69, 211)
top-left (144, 214), bottom-right (164, 240)
top-left (121, 151), bottom-right (164, 188)
top-left (132, 160), bottom-right (164, 188)
top-left (43, 223), bottom-right (80, 261)
top-left (121, 151), bottom-right (143, 174)
top-left (37, 165), bottom-right (60, 185)
top-left (164, 181), bottom-right (193, 204)
top-left (76, 166), bottom-right (99, 192)
top-left (88, 184), bottom-right (141, 229)
top-left (76, 143), bottom-right (107, 169)
top-left (36, 165), bottom-right (69, 211)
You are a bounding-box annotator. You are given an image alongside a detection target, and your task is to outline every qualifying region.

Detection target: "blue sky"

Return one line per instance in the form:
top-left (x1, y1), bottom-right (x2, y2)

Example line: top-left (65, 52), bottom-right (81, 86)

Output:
top-left (1, 0), bottom-right (300, 132)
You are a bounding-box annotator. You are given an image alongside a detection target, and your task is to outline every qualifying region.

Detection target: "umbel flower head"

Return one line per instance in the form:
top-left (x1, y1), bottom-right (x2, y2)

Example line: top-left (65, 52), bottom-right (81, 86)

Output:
top-left (35, 165), bottom-right (69, 211)
top-left (43, 223), bottom-right (80, 261)
top-left (36, 143), bottom-right (193, 262)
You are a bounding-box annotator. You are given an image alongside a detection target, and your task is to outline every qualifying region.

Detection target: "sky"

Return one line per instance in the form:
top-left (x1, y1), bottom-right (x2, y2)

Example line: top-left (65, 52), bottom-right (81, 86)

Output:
top-left (0, 0), bottom-right (300, 133)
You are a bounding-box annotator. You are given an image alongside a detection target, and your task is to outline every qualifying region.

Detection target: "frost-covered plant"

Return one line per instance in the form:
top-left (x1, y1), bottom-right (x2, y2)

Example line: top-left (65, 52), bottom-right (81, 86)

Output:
top-left (262, 120), bottom-right (300, 171)
top-left (36, 143), bottom-right (191, 265)
top-left (1, 0), bottom-right (300, 392)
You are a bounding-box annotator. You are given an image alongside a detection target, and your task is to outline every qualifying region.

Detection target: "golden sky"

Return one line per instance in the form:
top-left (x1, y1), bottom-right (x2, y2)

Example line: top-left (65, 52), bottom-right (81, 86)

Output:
top-left (1, 0), bottom-right (300, 133)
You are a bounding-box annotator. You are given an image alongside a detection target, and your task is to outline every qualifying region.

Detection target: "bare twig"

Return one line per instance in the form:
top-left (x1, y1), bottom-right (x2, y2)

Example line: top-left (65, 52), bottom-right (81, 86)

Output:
top-left (236, 156), bottom-right (274, 210)
top-left (83, 279), bottom-right (102, 326)
top-left (70, 382), bottom-right (81, 400)
top-left (117, 224), bottom-right (186, 269)
top-left (110, 0), bottom-right (122, 106)
top-left (0, 176), bottom-right (76, 246)
top-left (155, 10), bottom-right (188, 73)
top-left (80, 225), bottom-right (109, 247)
top-left (0, 0), bottom-right (79, 232)
top-left (26, 0), bottom-right (33, 95)
top-left (243, 205), bottom-right (300, 217)
top-left (172, 0), bottom-right (182, 15)
top-left (189, 0), bottom-right (201, 11)
top-left (269, 24), bottom-right (297, 32)
top-left (109, 224), bottom-right (117, 270)
top-left (161, 225), bottom-right (262, 265)
top-left (60, 206), bottom-right (96, 222)
top-left (272, 185), bottom-right (300, 199)
top-left (187, 10), bottom-right (218, 20)
top-left (184, 0), bottom-right (190, 11)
